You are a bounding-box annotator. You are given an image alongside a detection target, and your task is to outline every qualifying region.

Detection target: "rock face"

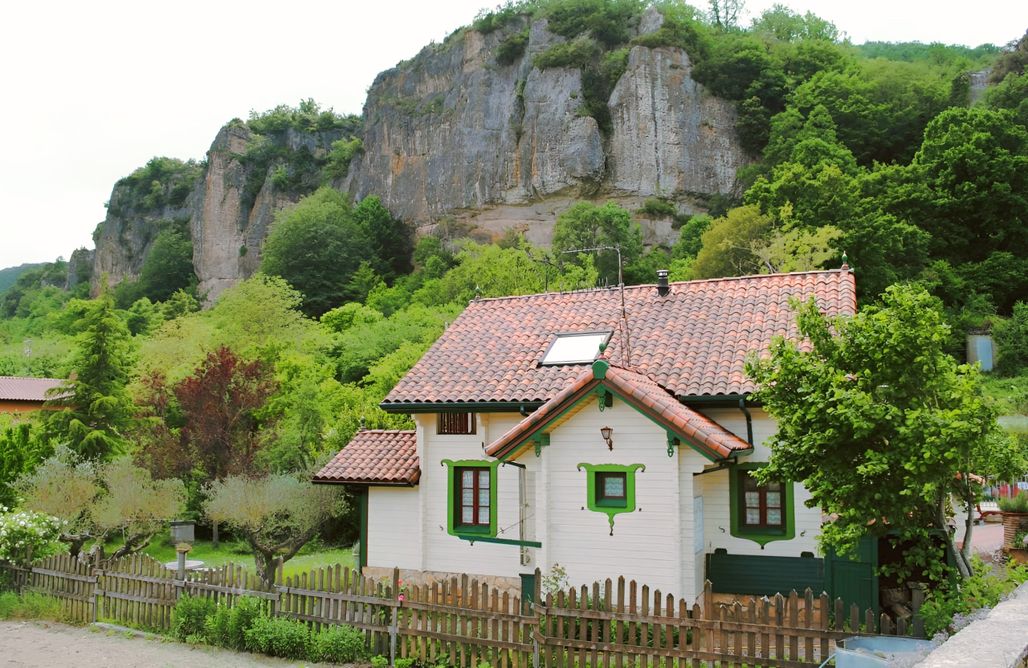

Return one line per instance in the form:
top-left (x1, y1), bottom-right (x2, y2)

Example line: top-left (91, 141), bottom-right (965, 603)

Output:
top-left (347, 13), bottom-right (749, 241)
top-left (607, 46), bottom-right (746, 198)
top-left (91, 184), bottom-right (193, 295)
top-left (91, 10), bottom-right (750, 299)
top-left (188, 124), bottom-right (343, 301)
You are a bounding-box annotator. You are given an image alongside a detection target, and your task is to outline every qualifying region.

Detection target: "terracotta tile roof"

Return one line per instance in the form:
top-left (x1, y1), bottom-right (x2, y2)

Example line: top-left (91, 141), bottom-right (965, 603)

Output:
top-left (313, 430), bottom-right (419, 486)
top-left (383, 269), bottom-right (855, 407)
top-left (486, 362), bottom-right (751, 461)
top-left (0, 376), bottom-right (66, 402)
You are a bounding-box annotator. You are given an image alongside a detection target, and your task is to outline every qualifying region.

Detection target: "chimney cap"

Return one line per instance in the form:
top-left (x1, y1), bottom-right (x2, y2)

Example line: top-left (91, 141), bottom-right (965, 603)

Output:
top-left (656, 269), bottom-right (670, 297)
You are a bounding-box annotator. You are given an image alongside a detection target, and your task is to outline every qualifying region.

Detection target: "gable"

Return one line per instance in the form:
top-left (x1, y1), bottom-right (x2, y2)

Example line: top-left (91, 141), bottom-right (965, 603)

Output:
top-left (486, 361), bottom-right (752, 462)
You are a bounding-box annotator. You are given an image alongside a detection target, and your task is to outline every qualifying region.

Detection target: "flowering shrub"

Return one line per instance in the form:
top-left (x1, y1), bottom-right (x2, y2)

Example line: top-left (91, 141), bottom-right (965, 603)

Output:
top-left (0, 507), bottom-right (65, 567)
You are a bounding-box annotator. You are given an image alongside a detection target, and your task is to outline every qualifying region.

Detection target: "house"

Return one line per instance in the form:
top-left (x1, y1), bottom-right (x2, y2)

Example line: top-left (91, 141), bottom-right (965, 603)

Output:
top-left (315, 268), bottom-right (857, 603)
top-left (0, 376), bottom-right (65, 416)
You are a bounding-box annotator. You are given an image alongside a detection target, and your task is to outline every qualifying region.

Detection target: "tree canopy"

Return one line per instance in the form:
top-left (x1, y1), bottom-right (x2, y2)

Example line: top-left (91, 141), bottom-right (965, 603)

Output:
top-left (747, 285), bottom-right (1022, 582)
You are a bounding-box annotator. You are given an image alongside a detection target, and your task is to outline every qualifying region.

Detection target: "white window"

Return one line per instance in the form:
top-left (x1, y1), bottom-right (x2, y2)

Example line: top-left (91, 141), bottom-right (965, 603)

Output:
top-left (541, 332), bottom-right (611, 365)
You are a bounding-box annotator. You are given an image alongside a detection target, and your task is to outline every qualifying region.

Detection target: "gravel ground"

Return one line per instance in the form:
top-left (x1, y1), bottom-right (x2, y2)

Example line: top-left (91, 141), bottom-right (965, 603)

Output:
top-left (0, 621), bottom-right (333, 667)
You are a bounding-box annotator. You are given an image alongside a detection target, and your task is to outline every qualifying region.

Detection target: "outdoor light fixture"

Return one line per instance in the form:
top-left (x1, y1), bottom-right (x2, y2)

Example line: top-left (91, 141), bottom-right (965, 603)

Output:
top-left (600, 426), bottom-right (613, 450)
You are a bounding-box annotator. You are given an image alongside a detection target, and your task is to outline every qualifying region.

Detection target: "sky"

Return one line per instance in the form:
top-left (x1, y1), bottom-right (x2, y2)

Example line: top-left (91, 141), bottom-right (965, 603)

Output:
top-left (0, 0), bottom-right (1025, 270)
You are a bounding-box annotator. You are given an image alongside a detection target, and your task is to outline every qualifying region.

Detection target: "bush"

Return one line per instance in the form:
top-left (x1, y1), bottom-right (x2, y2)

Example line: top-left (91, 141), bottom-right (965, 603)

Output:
top-left (310, 624), bottom-right (367, 663)
top-left (995, 301), bottom-right (1028, 376)
top-left (496, 28), bottom-right (530, 65)
top-left (227, 597), bottom-right (267, 649)
top-left (204, 605), bottom-right (231, 645)
top-left (999, 491), bottom-right (1028, 513)
top-left (0, 508), bottom-right (65, 567)
top-left (243, 615), bottom-right (311, 659)
top-left (172, 595), bottom-right (218, 642)
top-left (919, 557), bottom-right (1028, 636)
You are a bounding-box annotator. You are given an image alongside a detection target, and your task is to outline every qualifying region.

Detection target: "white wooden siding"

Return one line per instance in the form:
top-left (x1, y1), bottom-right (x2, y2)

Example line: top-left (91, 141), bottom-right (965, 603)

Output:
top-left (367, 487), bottom-right (422, 569)
top-left (697, 408), bottom-right (822, 557)
top-left (543, 399), bottom-right (684, 599)
top-left (416, 413), bottom-right (524, 577)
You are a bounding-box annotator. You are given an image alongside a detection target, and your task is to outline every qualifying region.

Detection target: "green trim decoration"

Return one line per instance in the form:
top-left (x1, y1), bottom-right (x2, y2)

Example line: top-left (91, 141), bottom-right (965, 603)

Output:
top-left (666, 432), bottom-right (680, 458)
top-left (591, 359), bottom-right (609, 379)
top-left (532, 433), bottom-right (550, 457)
top-left (442, 459), bottom-right (500, 538)
top-left (595, 387), bottom-right (613, 411)
top-left (577, 463), bottom-right (645, 535)
top-left (358, 488), bottom-right (369, 569)
top-left (728, 462), bottom-right (795, 548)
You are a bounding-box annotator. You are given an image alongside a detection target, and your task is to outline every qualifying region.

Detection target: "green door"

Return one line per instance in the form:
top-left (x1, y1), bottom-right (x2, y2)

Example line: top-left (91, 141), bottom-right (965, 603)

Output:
top-left (824, 536), bottom-right (878, 615)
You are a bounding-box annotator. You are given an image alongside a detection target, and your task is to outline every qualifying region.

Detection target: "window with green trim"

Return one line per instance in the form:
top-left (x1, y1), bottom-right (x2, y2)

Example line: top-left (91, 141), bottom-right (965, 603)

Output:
top-left (729, 464), bottom-right (795, 546)
top-left (456, 467), bottom-right (491, 529)
top-left (442, 458), bottom-right (499, 538)
top-left (595, 471), bottom-right (627, 508)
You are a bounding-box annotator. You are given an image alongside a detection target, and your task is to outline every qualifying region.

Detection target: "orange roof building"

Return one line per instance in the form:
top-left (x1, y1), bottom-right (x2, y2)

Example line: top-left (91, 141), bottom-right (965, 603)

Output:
top-left (316, 269), bottom-right (857, 601)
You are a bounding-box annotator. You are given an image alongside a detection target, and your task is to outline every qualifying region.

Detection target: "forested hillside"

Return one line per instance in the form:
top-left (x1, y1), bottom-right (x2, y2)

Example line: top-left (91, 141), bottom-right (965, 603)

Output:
top-left (1, 2), bottom-right (1026, 555)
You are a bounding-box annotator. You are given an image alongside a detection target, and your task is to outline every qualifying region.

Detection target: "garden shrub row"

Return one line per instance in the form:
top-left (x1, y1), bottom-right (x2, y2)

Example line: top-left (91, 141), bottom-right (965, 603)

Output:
top-left (171, 594), bottom-right (368, 663)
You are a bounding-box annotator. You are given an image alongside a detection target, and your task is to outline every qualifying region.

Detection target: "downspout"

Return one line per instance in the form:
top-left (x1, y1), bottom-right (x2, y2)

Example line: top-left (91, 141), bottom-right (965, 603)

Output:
top-left (738, 397), bottom-right (754, 446)
top-left (358, 488), bottom-right (369, 572)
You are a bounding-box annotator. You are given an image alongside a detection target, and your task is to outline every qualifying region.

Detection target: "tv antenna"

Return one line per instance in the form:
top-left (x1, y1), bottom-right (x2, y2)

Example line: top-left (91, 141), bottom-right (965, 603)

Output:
top-left (561, 245), bottom-right (632, 367)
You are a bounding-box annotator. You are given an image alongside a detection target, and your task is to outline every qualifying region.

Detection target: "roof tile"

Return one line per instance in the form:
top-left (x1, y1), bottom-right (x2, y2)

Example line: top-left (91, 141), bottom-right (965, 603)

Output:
top-left (0, 376), bottom-right (66, 402)
top-left (384, 270), bottom-right (856, 406)
top-left (313, 430), bottom-right (419, 485)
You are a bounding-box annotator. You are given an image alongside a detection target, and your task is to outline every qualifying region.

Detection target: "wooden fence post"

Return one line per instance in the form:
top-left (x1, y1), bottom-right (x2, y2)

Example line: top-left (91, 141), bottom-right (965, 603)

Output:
top-left (389, 567), bottom-right (400, 668)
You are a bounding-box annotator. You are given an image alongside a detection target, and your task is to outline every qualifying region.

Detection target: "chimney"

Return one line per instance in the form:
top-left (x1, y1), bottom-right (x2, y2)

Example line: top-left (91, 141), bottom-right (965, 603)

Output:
top-left (656, 269), bottom-right (670, 297)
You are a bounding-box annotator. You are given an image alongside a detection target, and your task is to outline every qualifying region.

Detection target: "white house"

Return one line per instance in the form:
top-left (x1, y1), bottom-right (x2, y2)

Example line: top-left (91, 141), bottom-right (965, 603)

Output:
top-left (315, 268), bottom-right (857, 603)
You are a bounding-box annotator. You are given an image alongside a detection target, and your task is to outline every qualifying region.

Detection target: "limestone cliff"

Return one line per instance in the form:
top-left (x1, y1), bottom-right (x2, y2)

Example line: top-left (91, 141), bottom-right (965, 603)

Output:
top-left (92, 9), bottom-right (750, 299)
top-left (346, 10), bottom-right (749, 246)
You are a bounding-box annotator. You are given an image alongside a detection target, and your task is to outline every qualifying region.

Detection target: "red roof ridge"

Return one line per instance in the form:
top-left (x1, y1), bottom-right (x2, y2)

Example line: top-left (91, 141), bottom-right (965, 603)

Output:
top-left (468, 268), bottom-right (852, 305)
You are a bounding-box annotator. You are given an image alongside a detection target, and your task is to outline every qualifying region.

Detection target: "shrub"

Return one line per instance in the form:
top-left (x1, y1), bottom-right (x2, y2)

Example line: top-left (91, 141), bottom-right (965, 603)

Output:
top-left (204, 605), bottom-right (231, 645)
top-left (0, 507), bottom-right (65, 568)
top-left (638, 197), bottom-right (677, 219)
top-left (243, 615), bottom-right (311, 659)
top-left (370, 656), bottom-right (389, 668)
top-left (171, 595), bottom-right (217, 642)
top-left (999, 491), bottom-right (1028, 513)
top-left (310, 624), bottom-right (367, 663)
top-left (226, 597), bottom-right (267, 649)
top-left (496, 28), bottom-right (530, 65)
top-left (919, 557), bottom-right (1028, 636)
top-left (995, 301), bottom-right (1028, 376)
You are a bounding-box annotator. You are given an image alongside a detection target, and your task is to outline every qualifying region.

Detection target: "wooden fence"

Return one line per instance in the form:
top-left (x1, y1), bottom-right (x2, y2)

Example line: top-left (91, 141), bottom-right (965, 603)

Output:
top-left (1, 555), bottom-right (924, 667)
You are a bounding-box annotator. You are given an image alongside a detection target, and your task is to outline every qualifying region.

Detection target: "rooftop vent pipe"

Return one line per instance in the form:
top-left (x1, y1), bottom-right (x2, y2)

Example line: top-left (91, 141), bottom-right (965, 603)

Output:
top-left (656, 269), bottom-right (670, 297)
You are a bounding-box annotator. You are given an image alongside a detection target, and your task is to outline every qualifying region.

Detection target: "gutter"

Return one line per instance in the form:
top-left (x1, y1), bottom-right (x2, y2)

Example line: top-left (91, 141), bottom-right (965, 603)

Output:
top-left (738, 397), bottom-right (754, 446)
top-left (380, 401), bottom-right (546, 414)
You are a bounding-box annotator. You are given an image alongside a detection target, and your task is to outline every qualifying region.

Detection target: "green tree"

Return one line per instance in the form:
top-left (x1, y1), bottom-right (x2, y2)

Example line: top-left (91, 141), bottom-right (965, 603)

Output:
top-left (552, 202), bottom-right (642, 285)
top-left (995, 302), bottom-right (1028, 376)
top-left (690, 205), bottom-right (773, 278)
top-left (137, 227), bottom-right (195, 303)
top-left (204, 473), bottom-right (345, 585)
top-left (261, 188), bottom-right (370, 317)
top-left (44, 286), bottom-right (135, 461)
top-left (352, 196), bottom-right (414, 278)
top-left (747, 286), bottom-right (1016, 582)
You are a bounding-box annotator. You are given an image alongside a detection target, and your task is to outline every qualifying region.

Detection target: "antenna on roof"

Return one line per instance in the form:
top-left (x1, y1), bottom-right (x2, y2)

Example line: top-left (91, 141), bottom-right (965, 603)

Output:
top-left (561, 244), bottom-right (632, 367)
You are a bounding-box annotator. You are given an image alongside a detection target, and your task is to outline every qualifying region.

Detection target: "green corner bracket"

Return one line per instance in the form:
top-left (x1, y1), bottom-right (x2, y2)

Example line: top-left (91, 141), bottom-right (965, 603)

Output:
top-left (666, 432), bottom-right (680, 458)
top-left (533, 433), bottom-right (550, 457)
top-left (577, 463), bottom-right (645, 535)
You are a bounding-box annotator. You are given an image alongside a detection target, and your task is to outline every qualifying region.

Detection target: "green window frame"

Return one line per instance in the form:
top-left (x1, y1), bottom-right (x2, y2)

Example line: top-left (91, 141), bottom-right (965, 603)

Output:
top-left (578, 463), bottom-right (645, 534)
top-left (729, 463), bottom-right (795, 547)
top-left (442, 459), bottom-right (499, 537)
top-left (595, 471), bottom-right (628, 508)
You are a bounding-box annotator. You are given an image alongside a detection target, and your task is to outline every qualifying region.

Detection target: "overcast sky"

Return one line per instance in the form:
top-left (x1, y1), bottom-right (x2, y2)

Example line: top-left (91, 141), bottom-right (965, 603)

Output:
top-left (1, 0), bottom-right (1024, 269)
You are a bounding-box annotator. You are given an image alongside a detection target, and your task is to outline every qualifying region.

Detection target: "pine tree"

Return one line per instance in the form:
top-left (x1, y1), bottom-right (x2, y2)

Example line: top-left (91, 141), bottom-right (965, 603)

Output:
top-left (45, 284), bottom-right (135, 460)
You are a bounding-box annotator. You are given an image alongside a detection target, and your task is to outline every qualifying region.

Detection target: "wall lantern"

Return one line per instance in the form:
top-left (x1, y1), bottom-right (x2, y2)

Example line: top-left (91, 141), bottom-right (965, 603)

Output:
top-left (600, 426), bottom-right (613, 450)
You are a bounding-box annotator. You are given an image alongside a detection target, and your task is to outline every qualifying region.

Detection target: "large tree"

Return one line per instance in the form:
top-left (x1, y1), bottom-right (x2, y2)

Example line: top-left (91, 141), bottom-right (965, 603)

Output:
top-left (44, 285), bottom-right (135, 461)
top-left (261, 187), bottom-right (372, 317)
top-left (552, 202), bottom-right (642, 286)
top-left (204, 474), bottom-right (345, 585)
top-left (19, 450), bottom-right (185, 560)
top-left (747, 285), bottom-right (1022, 582)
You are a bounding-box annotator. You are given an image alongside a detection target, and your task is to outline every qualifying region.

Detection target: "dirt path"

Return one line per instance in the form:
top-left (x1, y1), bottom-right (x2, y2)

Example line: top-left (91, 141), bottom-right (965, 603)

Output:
top-left (0, 621), bottom-right (330, 667)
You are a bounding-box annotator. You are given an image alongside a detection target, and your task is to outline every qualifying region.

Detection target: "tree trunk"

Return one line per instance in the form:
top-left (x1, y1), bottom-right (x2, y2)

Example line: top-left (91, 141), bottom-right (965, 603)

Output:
top-left (108, 532), bottom-right (153, 561)
top-left (61, 533), bottom-right (91, 559)
top-left (960, 487), bottom-right (976, 567)
top-left (253, 548), bottom-right (280, 587)
top-left (938, 498), bottom-right (970, 579)
top-left (212, 521), bottom-right (219, 549)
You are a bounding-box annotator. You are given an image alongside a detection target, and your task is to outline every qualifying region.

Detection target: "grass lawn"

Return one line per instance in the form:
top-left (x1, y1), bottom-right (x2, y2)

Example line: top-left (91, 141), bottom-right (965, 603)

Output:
top-left (116, 536), bottom-right (356, 581)
top-left (982, 372), bottom-right (1028, 417)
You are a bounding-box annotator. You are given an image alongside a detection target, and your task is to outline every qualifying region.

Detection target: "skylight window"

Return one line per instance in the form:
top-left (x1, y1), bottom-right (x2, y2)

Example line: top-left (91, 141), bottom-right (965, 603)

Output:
top-left (541, 332), bottom-right (611, 365)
